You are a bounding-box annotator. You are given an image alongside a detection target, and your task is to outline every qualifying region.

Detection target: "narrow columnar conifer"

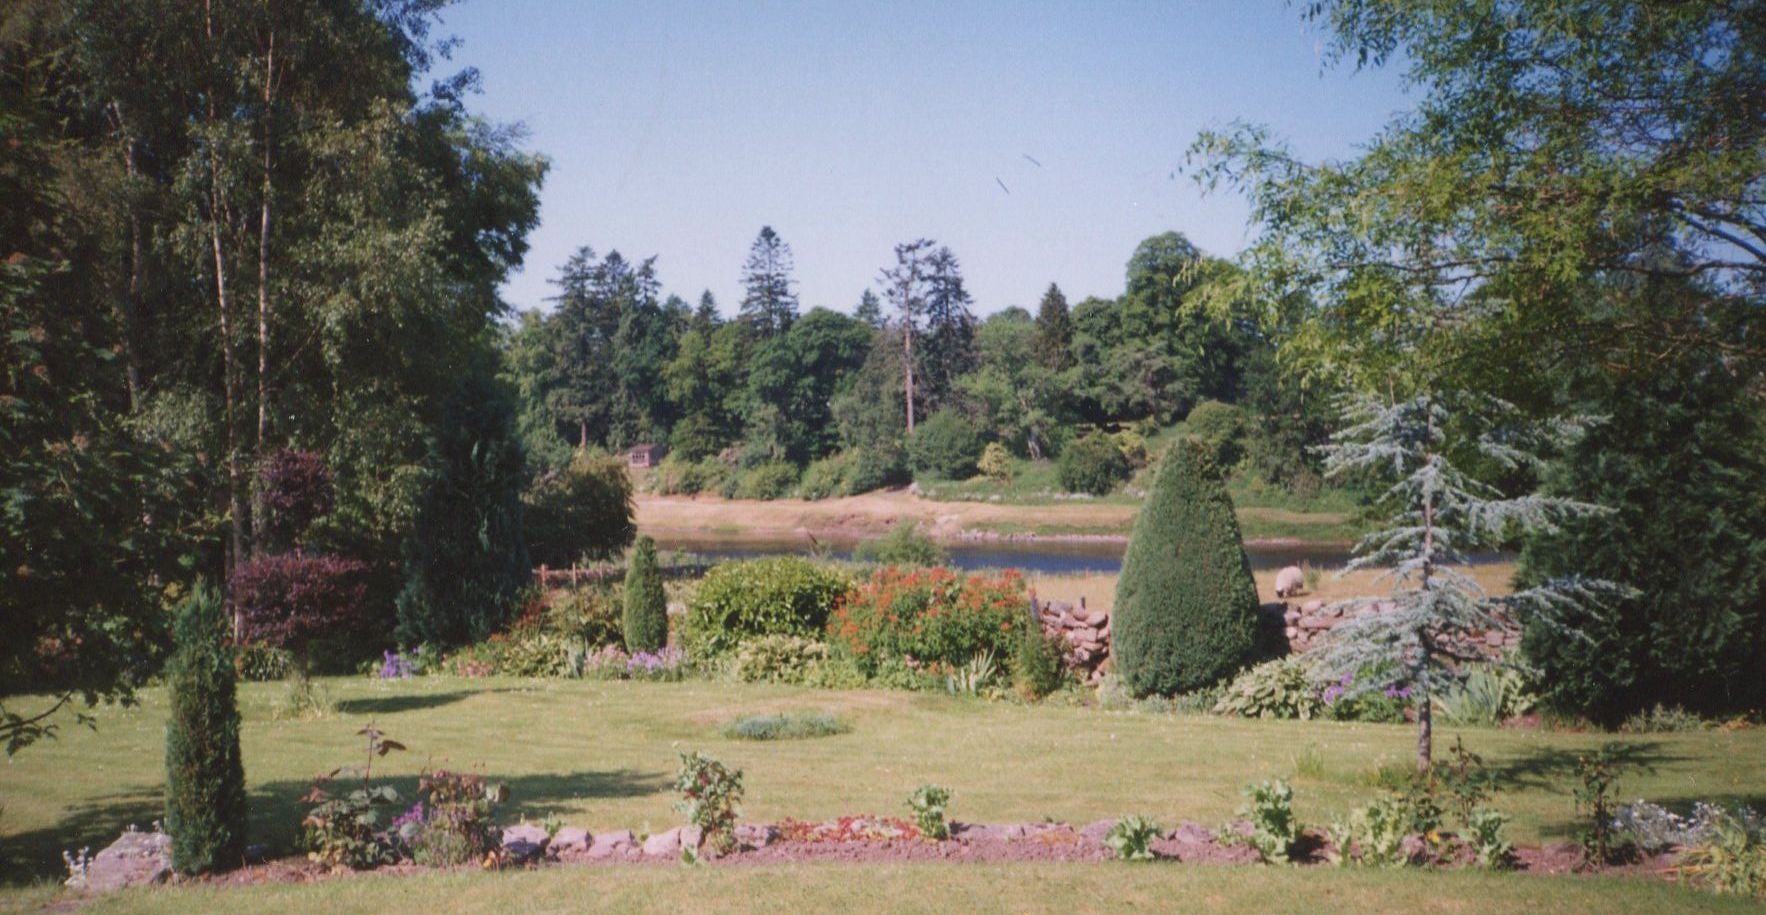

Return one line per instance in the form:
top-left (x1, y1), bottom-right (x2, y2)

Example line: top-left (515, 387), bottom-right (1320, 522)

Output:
top-left (1113, 441), bottom-right (1260, 696)
top-left (623, 536), bottom-right (669, 653)
top-left (164, 581), bottom-right (248, 874)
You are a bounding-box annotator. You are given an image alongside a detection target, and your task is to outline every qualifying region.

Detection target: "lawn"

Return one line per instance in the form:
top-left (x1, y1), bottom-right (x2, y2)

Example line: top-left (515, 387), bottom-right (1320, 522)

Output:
top-left (3, 677), bottom-right (1761, 910)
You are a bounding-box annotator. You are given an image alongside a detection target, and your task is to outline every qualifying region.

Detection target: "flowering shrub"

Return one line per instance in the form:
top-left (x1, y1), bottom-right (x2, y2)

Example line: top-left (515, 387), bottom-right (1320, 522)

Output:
top-left (377, 650), bottom-right (414, 680)
top-left (828, 567), bottom-right (1027, 676)
top-left (627, 646), bottom-right (687, 681)
top-left (409, 770), bottom-right (506, 866)
top-left (1319, 669), bottom-right (1411, 723)
top-left (582, 644), bottom-right (631, 679)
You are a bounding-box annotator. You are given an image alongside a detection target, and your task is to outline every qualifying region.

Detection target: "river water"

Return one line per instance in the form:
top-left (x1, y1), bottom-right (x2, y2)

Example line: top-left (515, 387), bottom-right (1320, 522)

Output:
top-left (652, 536), bottom-right (1512, 576)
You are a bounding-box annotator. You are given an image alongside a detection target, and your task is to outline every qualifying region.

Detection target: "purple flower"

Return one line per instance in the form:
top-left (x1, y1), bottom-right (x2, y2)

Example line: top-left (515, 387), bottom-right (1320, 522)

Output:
top-left (390, 802), bottom-right (427, 830)
top-left (379, 649), bottom-right (413, 680)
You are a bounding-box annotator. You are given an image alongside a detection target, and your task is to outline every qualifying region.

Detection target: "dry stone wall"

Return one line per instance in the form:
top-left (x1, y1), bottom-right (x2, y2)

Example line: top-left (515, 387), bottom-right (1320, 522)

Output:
top-left (1031, 596), bottom-right (1110, 684)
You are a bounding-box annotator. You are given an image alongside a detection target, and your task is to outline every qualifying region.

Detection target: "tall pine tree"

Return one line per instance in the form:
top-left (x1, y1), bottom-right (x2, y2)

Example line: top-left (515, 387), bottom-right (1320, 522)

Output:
top-left (739, 226), bottom-right (798, 337)
top-left (919, 246), bottom-right (976, 410)
top-left (1033, 283), bottom-right (1074, 371)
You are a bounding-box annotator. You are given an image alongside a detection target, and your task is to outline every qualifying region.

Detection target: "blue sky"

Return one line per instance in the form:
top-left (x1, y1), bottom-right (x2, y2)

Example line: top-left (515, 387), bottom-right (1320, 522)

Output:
top-left (437, 0), bottom-right (1409, 318)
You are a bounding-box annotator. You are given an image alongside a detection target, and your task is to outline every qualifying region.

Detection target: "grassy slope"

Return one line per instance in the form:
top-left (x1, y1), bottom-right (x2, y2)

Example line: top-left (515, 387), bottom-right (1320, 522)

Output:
top-left (3, 678), bottom-right (1762, 908)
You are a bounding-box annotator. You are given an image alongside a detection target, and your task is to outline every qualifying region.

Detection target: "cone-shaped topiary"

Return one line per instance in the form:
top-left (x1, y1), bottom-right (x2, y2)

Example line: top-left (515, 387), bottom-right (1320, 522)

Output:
top-left (164, 581), bottom-right (248, 873)
top-left (1113, 441), bottom-right (1260, 696)
top-left (623, 536), bottom-right (669, 653)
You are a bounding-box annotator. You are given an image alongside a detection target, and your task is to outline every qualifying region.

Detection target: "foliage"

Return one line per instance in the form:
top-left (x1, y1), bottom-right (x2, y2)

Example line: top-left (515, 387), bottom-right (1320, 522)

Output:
top-left (229, 553), bottom-right (372, 666)
top-left (1679, 811), bottom-right (1766, 899)
top-left (851, 525), bottom-right (947, 567)
top-left (1213, 657), bottom-right (1324, 720)
top-left (674, 751), bottom-right (743, 855)
top-left (1011, 613), bottom-right (1067, 701)
top-left (1621, 705), bottom-right (1714, 734)
top-left (1617, 802), bottom-right (1764, 855)
top-left (1238, 779), bottom-right (1302, 865)
top-left (543, 586), bottom-right (624, 649)
top-left (720, 712), bottom-right (850, 741)
top-left (1574, 745), bottom-right (1627, 866)
top-left (395, 361), bottom-right (531, 649)
top-left (1433, 665), bottom-right (1537, 728)
top-left (1521, 355), bottom-right (1766, 725)
top-left (648, 456), bottom-right (734, 497)
top-left (1310, 392), bottom-right (1611, 772)
top-left (163, 583), bottom-right (248, 875)
top-left (1056, 433), bottom-right (1129, 496)
top-left (1329, 796), bottom-right (1411, 868)
top-left (732, 461), bottom-right (801, 501)
top-left (301, 724), bottom-right (407, 870)
top-left (1318, 669), bottom-right (1410, 724)
top-left (977, 443), bottom-right (1013, 484)
top-left (255, 450), bottom-right (334, 551)
top-left (944, 649), bottom-right (1000, 696)
top-left (828, 567), bottom-right (1026, 677)
top-left (523, 449), bottom-right (636, 567)
top-left (1105, 815), bottom-right (1161, 862)
top-left (906, 408), bottom-right (984, 480)
top-left (622, 536), bottom-right (669, 653)
top-left (1114, 441), bottom-right (1259, 697)
top-left (1467, 809), bottom-right (1515, 870)
top-left (798, 452), bottom-right (855, 500)
top-left (409, 769), bottom-right (507, 867)
top-left (235, 643), bottom-right (294, 682)
top-left (625, 647), bottom-right (689, 681)
top-left (732, 635), bottom-right (829, 684)
top-left (684, 558), bottom-right (850, 659)
top-left (1184, 400), bottom-right (1246, 470)
top-left (906, 784), bottom-right (953, 841)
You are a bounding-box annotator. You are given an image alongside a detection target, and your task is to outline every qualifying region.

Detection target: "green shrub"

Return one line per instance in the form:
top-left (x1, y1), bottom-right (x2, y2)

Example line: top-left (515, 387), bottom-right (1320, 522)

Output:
top-left (847, 445), bottom-right (911, 495)
top-left (234, 642), bottom-right (293, 682)
top-left (1012, 613), bottom-right (1066, 701)
top-left (799, 452), bottom-right (855, 500)
top-left (1214, 657), bottom-right (1323, 719)
top-left (301, 724), bottom-right (405, 870)
top-left (851, 524), bottom-right (947, 566)
top-left (734, 461), bottom-right (801, 500)
top-left (623, 536), bottom-right (669, 653)
top-left (523, 448), bottom-right (635, 566)
top-left (674, 751), bottom-right (743, 855)
top-left (685, 558), bottom-right (850, 658)
top-left (1621, 703), bottom-right (1711, 733)
top-left (1238, 779), bottom-right (1302, 865)
top-left (164, 583), bottom-right (248, 875)
top-left (1105, 815), bottom-right (1161, 861)
top-left (1114, 441), bottom-right (1259, 696)
top-left (719, 711), bottom-right (850, 741)
top-left (907, 784), bottom-right (952, 841)
top-left (977, 442), bottom-right (1014, 484)
top-left (650, 456), bottom-right (733, 496)
top-left (1184, 400), bottom-right (1247, 469)
top-left (732, 634), bottom-right (830, 683)
top-left (1520, 356), bottom-right (1766, 726)
top-left (907, 409), bottom-right (984, 480)
top-left (409, 769), bottom-right (506, 866)
top-left (1057, 432), bottom-right (1129, 495)
top-left (544, 585), bottom-right (623, 647)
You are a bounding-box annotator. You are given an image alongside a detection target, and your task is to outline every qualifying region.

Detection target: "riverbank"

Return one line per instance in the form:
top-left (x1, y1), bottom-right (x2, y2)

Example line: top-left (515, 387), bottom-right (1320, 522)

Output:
top-left (635, 489), bottom-right (1360, 546)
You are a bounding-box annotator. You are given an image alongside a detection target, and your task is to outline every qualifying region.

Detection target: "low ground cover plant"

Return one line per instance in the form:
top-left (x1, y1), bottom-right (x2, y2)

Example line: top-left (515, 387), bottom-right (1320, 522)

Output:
top-left (732, 634), bottom-right (830, 683)
top-left (720, 711), bottom-right (850, 741)
top-left (1214, 657), bottom-right (1324, 720)
top-left (1234, 779), bottom-right (1303, 865)
top-left (1105, 815), bottom-right (1161, 861)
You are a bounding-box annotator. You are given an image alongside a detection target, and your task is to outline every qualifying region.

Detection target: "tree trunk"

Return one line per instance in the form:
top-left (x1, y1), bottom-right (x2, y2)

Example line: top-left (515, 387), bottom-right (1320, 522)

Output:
top-left (1415, 676), bottom-right (1433, 775)
top-left (207, 0), bottom-right (248, 636)
top-left (118, 127), bottom-right (144, 411)
top-left (903, 320), bottom-right (916, 435)
top-left (252, 26), bottom-right (275, 550)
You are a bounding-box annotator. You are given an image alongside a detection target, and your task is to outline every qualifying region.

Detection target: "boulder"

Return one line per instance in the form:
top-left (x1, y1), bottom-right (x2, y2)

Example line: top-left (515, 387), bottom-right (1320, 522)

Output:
top-left (1079, 819), bottom-right (1117, 844)
top-left (1301, 600), bottom-right (1325, 614)
top-left (551, 827), bottom-right (591, 854)
top-left (735, 823), bottom-right (777, 850)
top-left (1168, 822), bottom-right (1216, 844)
top-left (587, 829), bottom-right (636, 859)
top-left (70, 826), bottom-right (171, 893)
top-left (642, 828), bottom-right (682, 857)
top-left (502, 823), bottom-right (550, 848)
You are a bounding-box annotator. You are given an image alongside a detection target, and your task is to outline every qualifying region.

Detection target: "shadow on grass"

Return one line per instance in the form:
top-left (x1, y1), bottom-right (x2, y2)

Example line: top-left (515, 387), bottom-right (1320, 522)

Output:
top-left (1487, 740), bottom-right (1682, 792)
top-left (1, 787), bottom-right (163, 887)
top-left (0, 767), bottom-right (669, 886)
top-left (333, 690), bottom-right (486, 716)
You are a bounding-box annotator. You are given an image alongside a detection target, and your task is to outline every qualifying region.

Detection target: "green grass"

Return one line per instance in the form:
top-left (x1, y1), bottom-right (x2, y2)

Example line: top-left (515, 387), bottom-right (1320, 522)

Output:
top-left (3, 676), bottom-right (1761, 908)
top-left (14, 863), bottom-right (1766, 915)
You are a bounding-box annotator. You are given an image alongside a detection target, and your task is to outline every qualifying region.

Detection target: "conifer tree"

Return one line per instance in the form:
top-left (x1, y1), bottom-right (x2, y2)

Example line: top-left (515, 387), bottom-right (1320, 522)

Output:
top-left (164, 582), bottom-right (248, 874)
top-left (1113, 441), bottom-right (1260, 696)
top-left (1312, 391), bottom-right (1612, 772)
top-left (1033, 283), bottom-right (1074, 371)
top-left (623, 536), bottom-right (669, 653)
top-left (739, 226), bottom-right (798, 337)
top-left (854, 289), bottom-right (884, 328)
